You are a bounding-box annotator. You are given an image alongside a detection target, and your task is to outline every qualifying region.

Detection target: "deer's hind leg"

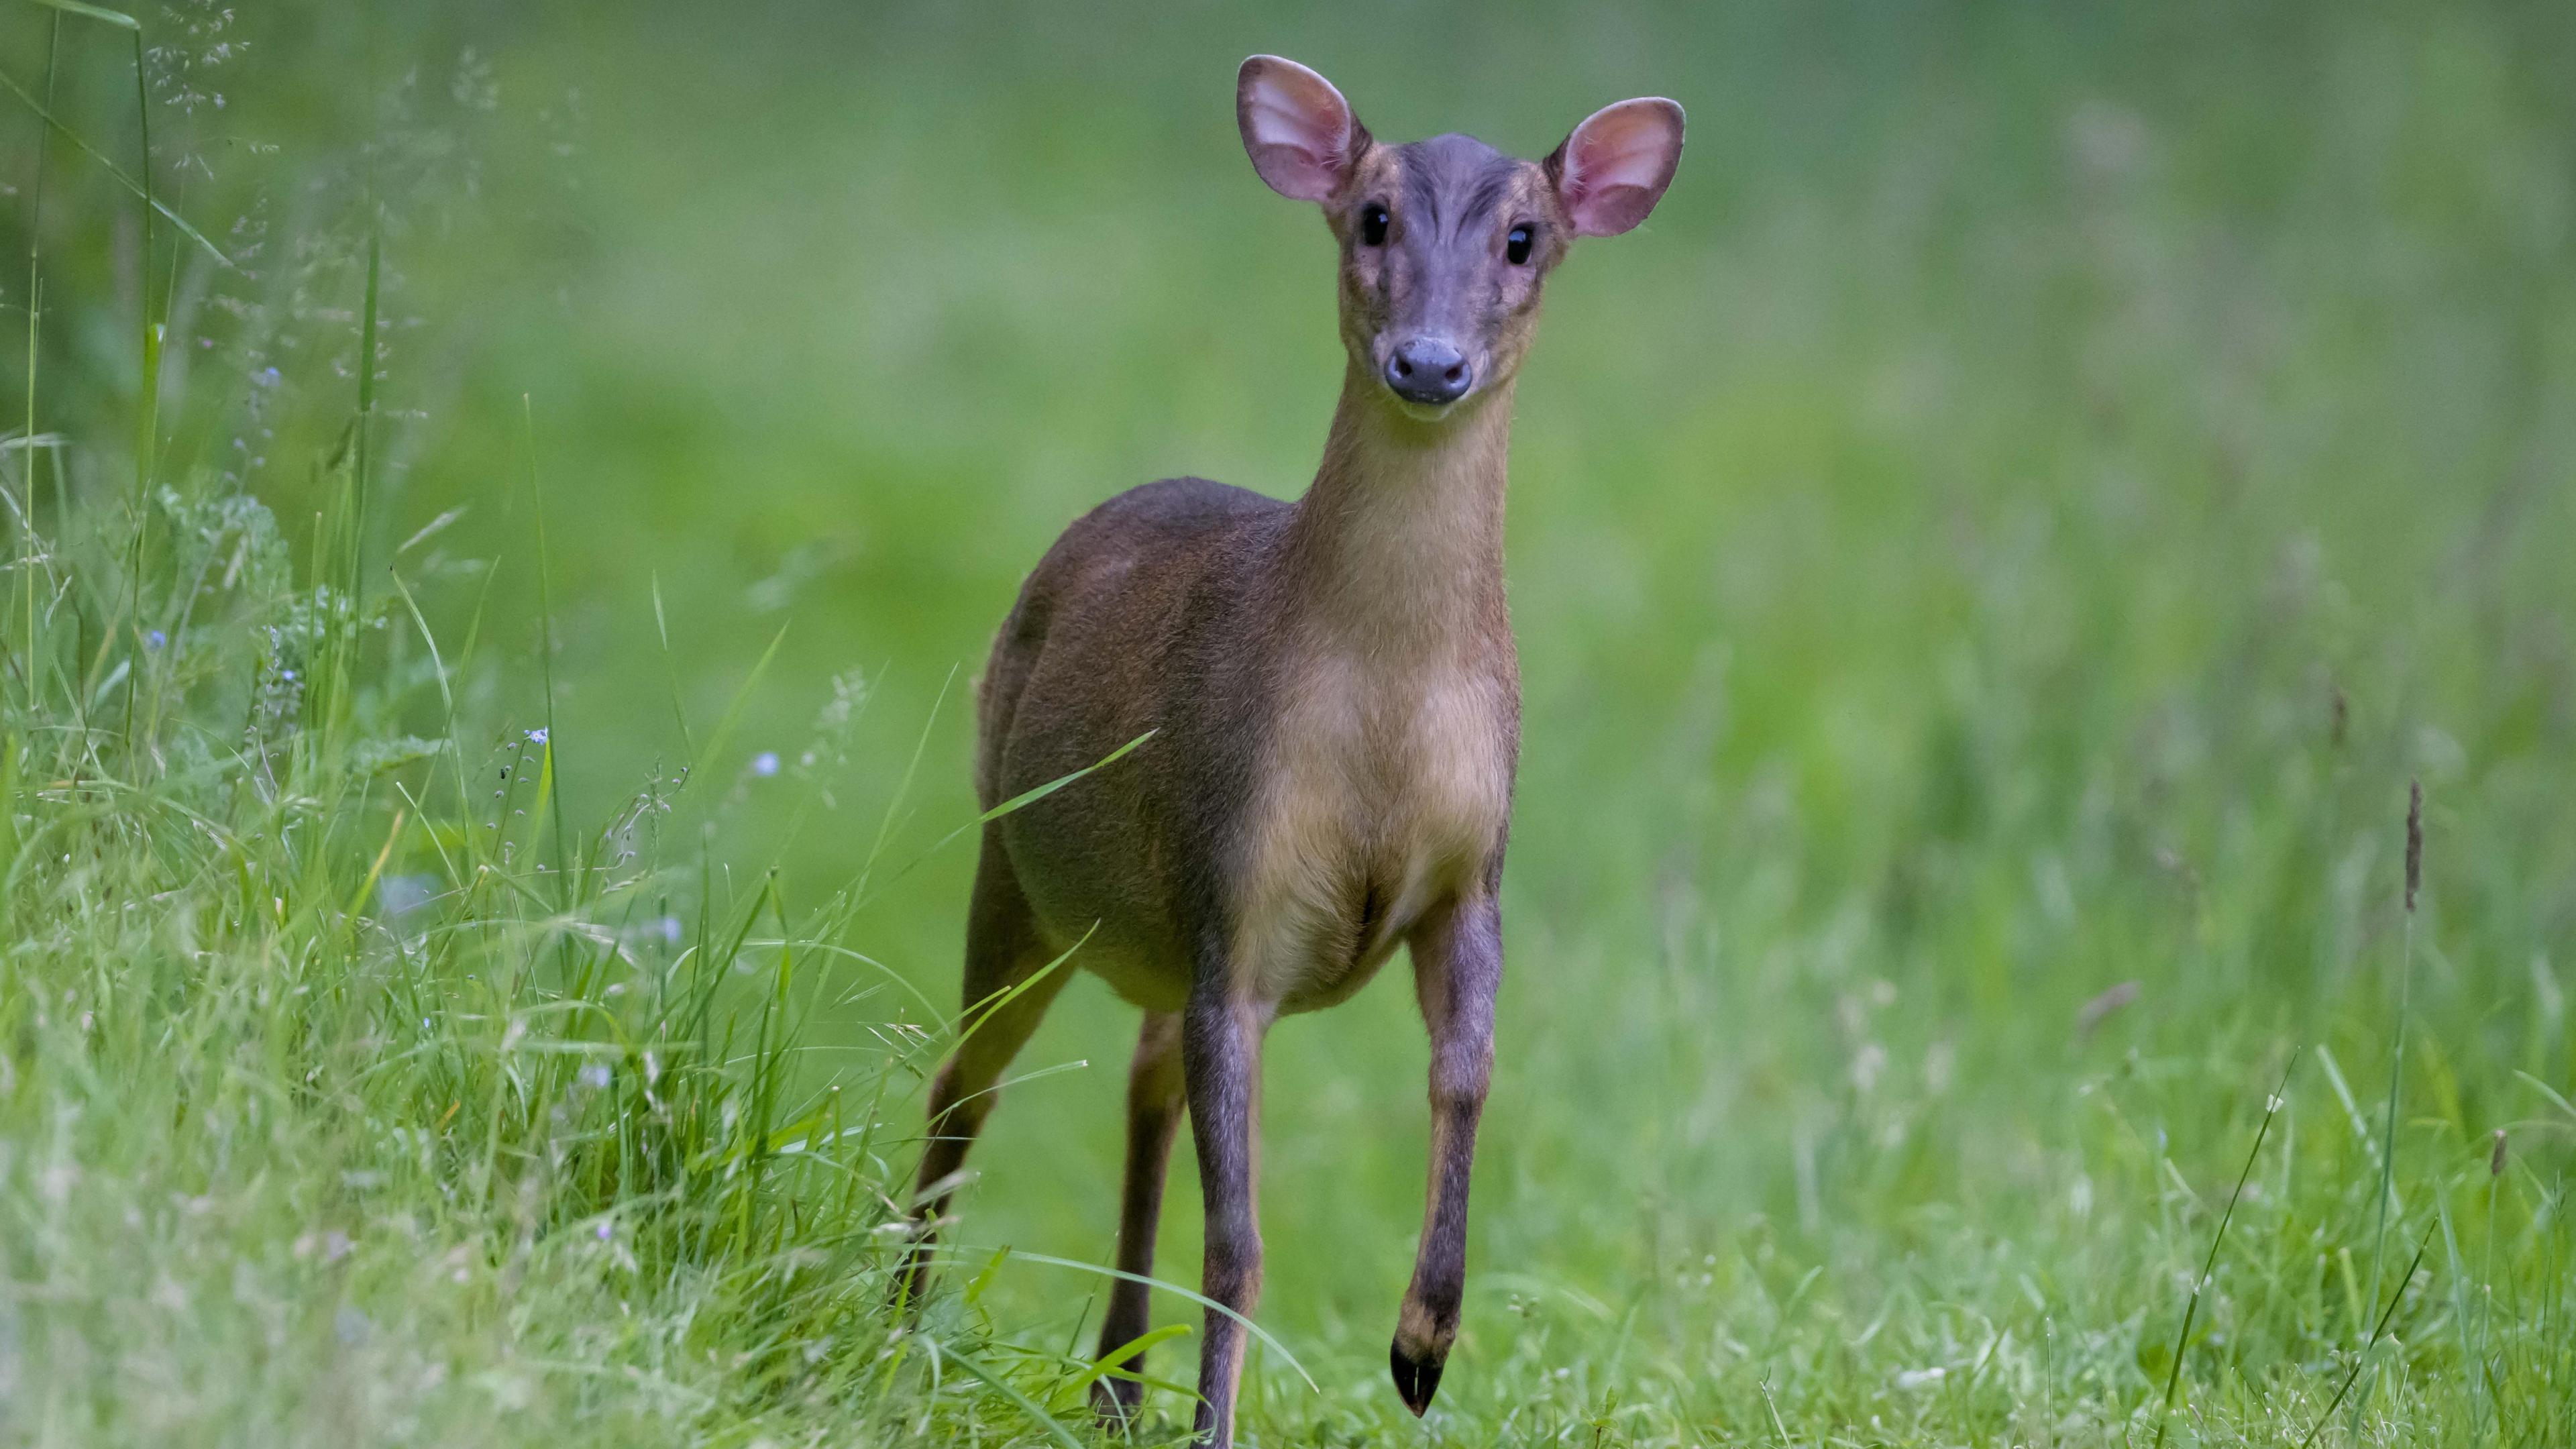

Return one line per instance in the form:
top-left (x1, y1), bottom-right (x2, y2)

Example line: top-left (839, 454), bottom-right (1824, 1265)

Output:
top-left (904, 826), bottom-right (1071, 1300)
top-left (1092, 1009), bottom-right (1186, 1422)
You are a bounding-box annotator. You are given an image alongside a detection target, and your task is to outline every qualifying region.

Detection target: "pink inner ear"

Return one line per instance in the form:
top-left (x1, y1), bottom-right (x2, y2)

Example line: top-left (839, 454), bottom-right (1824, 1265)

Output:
top-left (1560, 100), bottom-right (1684, 237)
top-left (1239, 58), bottom-right (1354, 203)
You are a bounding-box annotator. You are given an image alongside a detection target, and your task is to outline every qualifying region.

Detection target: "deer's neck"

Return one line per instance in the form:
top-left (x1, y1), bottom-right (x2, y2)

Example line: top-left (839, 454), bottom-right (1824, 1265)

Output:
top-left (1281, 364), bottom-right (1515, 663)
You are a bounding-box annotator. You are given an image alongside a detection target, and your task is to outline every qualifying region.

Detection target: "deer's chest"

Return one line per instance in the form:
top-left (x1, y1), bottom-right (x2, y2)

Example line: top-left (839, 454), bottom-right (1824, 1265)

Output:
top-left (1230, 653), bottom-right (1515, 1009)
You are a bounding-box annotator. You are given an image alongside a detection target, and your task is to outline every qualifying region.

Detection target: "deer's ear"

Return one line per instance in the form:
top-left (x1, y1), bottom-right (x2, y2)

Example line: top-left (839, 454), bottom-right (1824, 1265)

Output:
top-left (1238, 55), bottom-right (1363, 203)
top-left (1550, 98), bottom-right (1685, 237)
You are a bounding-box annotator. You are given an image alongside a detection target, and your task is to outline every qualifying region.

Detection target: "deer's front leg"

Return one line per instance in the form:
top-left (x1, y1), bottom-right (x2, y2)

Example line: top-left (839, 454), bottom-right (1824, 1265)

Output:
top-left (1391, 890), bottom-right (1501, 1415)
top-left (1184, 988), bottom-right (1271, 1446)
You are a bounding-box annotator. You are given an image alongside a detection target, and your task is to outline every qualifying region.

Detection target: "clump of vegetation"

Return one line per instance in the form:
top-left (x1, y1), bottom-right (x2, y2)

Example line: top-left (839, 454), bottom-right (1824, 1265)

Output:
top-left (0, 7), bottom-right (1111, 1444)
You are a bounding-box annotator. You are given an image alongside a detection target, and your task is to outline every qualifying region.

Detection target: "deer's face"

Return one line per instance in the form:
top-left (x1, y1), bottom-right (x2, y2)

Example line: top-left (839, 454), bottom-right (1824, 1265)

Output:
top-left (1330, 138), bottom-right (1560, 414)
top-left (1237, 56), bottom-right (1685, 420)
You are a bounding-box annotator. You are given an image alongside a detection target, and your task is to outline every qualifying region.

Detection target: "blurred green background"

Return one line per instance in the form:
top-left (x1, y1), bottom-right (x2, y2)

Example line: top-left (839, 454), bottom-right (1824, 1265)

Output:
top-left (9, 0), bottom-right (2574, 1436)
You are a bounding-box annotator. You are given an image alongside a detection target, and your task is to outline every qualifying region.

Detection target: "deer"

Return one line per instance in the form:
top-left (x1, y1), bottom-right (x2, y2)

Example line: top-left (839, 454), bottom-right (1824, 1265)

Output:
top-left (906, 54), bottom-right (1684, 1446)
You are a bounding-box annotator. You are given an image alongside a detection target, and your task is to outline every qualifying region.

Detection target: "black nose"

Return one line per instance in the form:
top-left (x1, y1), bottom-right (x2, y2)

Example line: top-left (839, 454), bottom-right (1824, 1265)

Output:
top-left (1384, 338), bottom-right (1472, 405)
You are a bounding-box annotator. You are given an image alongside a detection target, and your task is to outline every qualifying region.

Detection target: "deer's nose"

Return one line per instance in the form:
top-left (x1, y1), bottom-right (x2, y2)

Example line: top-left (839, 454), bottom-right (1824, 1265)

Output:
top-left (1384, 338), bottom-right (1472, 406)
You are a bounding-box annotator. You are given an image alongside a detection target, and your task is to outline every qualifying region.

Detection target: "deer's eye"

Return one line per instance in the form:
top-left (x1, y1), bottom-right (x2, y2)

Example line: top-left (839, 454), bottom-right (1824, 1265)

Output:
top-left (1505, 225), bottom-right (1534, 266)
top-left (1359, 203), bottom-right (1389, 247)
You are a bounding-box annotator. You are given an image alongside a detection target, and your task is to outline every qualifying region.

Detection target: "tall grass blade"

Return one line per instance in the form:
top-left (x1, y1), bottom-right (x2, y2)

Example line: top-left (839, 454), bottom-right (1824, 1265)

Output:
top-left (650, 572), bottom-right (695, 756)
top-left (15, 11), bottom-right (61, 710)
top-left (967, 1247), bottom-right (1320, 1392)
top-left (1057, 1321), bottom-right (1192, 1405)
top-left (2153, 1049), bottom-right (2300, 1449)
top-left (113, 17), bottom-right (155, 751)
top-left (125, 25), bottom-right (154, 506)
top-left (521, 396), bottom-right (570, 897)
top-left (2302, 1224), bottom-right (2434, 1449)
top-left (2354, 780), bottom-right (2424, 1436)
top-left (853, 663), bottom-right (955, 900)
top-left (936, 1346), bottom-right (1087, 1449)
top-left (350, 223), bottom-right (380, 599)
top-left (842, 730), bottom-right (1156, 914)
top-left (21, 0), bottom-right (136, 28)
top-left (2479, 1129), bottom-right (2506, 1442)
top-left (692, 622), bottom-right (791, 782)
top-left (0, 70), bottom-right (231, 268)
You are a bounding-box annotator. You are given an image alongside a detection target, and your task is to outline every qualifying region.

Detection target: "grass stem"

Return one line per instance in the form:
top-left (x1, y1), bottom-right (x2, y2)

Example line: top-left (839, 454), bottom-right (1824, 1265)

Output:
top-left (523, 395), bottom-right (570, 901)
top-left (2303, 1224), bottom-right (2434, 1449)
top-left (2354, 780), bottom-right (2424, 1435)
top-left (17, 13), bottom-right (62, 713)
top-left (2153, 1048), bottom-right (2300, 1449)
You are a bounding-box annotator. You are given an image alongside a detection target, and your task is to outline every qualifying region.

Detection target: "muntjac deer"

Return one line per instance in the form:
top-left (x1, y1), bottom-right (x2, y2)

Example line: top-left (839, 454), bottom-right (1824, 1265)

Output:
top-left (908, 55), bottom-right (1683, 1445)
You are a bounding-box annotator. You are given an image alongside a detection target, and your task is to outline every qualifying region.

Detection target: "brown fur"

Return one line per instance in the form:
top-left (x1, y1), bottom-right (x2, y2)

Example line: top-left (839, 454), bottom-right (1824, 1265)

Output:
top-left (908, 56), bottom-right (1681, 1446)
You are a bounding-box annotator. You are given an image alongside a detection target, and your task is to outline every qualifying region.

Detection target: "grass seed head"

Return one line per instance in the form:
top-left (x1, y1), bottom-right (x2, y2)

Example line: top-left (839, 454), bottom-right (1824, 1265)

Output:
top-left (2404, 778), bottom-right (2423, 913)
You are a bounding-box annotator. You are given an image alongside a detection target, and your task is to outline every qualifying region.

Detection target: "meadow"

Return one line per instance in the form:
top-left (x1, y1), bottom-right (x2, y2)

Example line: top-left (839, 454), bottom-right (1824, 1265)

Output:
top-left (3, 1), bottom-right (2573, 1444)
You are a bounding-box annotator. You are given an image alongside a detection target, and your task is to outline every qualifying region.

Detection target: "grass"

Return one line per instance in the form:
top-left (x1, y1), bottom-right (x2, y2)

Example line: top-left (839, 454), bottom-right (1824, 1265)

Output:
top-left (5, 0), bottom-right (2575, 1444)
top-left (0, 13), bottom-right (1122, 1444)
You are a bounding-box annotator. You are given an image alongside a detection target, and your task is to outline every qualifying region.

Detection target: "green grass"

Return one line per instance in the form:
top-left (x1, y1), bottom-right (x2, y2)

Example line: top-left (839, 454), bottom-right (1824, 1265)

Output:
top-left (5, 0), bottom-right (2575, 1444)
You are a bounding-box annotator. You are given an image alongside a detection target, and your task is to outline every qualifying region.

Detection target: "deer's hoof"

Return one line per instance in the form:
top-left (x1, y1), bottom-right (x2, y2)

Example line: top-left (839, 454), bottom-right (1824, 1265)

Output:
top-left (1389, 1339), bottom-right (1445, 1416)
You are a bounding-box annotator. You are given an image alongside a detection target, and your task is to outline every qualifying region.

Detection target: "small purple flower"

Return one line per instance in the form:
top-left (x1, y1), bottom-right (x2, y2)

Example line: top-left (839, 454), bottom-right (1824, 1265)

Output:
top-left (146, 630), bottom-right (167, 651)
top-left (526, 728), bottom-right (549, 745)
top-left (594, 1220), bottom-right (614, 1241)
top-left (254, 367), bottom-right (280, 388)
top-left (658, 916), bottom-right (684, 945)
top-left (751, 751), bottom-right (780, 777)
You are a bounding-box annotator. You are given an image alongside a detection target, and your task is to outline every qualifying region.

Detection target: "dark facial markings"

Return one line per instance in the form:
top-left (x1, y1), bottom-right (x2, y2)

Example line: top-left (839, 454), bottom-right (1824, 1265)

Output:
top-left (1354, 138), bottom-right (1551, 278)
top-left (1394, 136), bottom-right (1525, 244)
top-left (1460, 166), bottom-right (1517, 243)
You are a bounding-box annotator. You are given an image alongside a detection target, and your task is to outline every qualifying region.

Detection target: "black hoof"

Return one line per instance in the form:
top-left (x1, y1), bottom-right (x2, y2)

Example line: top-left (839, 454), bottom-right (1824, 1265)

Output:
top-left (1390, 1340), bottom-right (1445, 1416)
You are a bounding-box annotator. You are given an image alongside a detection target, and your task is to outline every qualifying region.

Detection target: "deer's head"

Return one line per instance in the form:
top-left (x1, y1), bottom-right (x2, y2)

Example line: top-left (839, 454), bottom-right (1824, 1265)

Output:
top-left (1237, 55), bottom-right (1684, 420)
